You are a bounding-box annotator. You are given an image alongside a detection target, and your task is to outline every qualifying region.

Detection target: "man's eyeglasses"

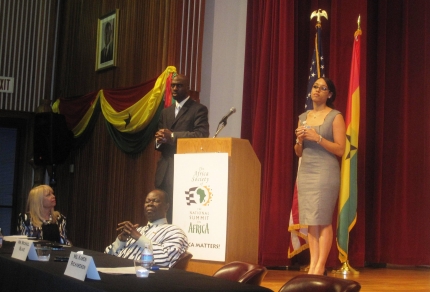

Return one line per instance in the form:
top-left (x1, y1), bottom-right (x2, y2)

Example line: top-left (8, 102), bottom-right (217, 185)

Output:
top-left (312, 85), bottom-right (328, 92)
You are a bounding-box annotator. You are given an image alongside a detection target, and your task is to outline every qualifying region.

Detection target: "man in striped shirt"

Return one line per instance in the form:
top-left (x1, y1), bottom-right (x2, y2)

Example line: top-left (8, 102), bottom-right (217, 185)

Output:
top-left (104, 189), bottom-right (188, 267)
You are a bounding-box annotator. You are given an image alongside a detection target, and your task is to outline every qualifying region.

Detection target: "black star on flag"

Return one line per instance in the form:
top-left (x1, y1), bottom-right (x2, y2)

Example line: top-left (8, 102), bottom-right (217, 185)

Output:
top-left (345, 134), bottom-right (358, 159)
top-left (124, 113), bottom-right (131, 128)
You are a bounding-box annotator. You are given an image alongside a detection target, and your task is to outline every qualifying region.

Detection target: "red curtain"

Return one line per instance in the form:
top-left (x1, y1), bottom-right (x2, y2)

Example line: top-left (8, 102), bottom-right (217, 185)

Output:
top-left (368, 0), bottom-right (430, 265)
top-left (242, 0), bottom-right (296, 266)
top-left (243, 0), bottom-right (430, 267)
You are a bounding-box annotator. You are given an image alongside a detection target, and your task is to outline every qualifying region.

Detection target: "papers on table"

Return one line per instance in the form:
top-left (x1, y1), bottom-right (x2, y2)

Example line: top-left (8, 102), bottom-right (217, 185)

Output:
top-left (4, 236), bottom-right (36, 242)
top-left (97, 267), bottom-right (165, 275)
top-left (97, 267), bottom-right (137, 275)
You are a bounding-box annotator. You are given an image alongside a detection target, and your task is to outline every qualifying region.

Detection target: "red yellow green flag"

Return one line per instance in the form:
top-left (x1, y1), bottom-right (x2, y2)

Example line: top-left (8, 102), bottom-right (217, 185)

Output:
top-left (336, 28), bottom-right (361, 263)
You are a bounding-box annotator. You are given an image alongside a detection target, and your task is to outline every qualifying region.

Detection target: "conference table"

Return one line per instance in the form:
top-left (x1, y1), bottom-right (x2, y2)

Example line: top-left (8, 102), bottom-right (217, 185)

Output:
top-left (0, 241), bottom-right (272, 292)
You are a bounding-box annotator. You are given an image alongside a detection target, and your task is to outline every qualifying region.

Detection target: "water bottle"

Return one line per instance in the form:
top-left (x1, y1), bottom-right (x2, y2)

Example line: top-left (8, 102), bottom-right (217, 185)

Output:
top-left (141, 242), bottom-right (153, 269)
top-left (0, 228), bottom-right (3, 248)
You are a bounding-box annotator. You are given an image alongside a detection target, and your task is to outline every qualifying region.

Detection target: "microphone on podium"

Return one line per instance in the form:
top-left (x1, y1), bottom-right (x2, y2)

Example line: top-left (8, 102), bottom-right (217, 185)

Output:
top-left (219, 107), bottom-right (236, 125)
top-left (213, 107), bottom-right (236, 138)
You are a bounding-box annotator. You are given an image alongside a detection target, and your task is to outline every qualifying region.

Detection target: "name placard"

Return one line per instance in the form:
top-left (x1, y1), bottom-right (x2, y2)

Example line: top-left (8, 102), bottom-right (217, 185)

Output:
top-left (64, 251), bottom-right (100, 281)
top-left (11, 240), bottom-right (38, 261)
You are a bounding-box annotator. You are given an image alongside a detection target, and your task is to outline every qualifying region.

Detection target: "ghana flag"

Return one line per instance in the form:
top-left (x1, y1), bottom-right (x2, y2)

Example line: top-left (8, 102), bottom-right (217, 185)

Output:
top-left (336, 27), bottom-right (361, 263)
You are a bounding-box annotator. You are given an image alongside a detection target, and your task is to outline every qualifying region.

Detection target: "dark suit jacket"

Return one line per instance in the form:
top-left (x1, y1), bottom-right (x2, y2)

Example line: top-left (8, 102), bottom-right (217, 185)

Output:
top-left (155, 98), bottom-right (209, 190)
top-left (100, 43), bottom-right (113, 64)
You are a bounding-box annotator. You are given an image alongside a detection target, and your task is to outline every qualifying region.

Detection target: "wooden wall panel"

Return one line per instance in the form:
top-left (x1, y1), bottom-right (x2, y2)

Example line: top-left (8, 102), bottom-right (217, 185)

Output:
top-left (1, 0), bottom-right (205, 252)
top-left (55, 0), bottom-right (204, 96)
top-left (51, 0), bottom-right (205, 251)
top-left (54, 114), bottom-right (161, 251)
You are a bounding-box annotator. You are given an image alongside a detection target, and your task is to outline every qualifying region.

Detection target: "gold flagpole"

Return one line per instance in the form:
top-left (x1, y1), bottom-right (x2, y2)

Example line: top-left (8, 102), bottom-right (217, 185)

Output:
top-left (333, 260), bottom-right (360, 275)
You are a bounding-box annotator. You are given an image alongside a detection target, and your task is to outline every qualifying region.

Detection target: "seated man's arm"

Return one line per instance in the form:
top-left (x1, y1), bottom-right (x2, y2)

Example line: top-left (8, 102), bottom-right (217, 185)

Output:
top-left (151, 225), bottom-right (189, 267)
top-left (104, 226), bottom-right (150, 258)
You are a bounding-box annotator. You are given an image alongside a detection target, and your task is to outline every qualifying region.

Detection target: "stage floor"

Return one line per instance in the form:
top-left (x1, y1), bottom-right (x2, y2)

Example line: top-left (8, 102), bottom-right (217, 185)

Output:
top-left (261, 265), bottom-right (430, 291)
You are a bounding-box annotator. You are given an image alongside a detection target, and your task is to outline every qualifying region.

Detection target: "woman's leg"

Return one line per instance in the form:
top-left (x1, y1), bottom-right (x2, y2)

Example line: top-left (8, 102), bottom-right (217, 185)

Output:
top-left (314, 224), bottom-right (333, 275)
top-left (307, 225), bottom-right (320, 274)
top-left (307, 224), bottom-right (333, 275)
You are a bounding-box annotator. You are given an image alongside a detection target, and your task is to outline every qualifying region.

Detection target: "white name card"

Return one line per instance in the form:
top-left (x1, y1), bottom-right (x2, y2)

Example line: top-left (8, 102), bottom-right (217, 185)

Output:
top-left (11, 240), bottom-right (38, 261)
top-left (64, 251), bottom-right (100, 281)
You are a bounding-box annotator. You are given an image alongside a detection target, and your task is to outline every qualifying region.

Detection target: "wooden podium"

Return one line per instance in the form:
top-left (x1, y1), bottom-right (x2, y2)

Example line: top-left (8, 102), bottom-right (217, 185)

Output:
top-left (176, 138), bottom-right (261, 275)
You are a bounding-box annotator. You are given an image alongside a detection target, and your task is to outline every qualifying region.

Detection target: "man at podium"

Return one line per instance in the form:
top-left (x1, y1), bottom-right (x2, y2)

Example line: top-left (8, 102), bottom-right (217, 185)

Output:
top-left (154, 73), bottom-right (209, 222)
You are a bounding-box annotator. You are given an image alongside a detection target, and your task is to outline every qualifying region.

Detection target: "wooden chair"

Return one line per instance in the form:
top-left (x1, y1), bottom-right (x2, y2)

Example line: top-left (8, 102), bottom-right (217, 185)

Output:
top-left (212, 261), bottom-right (268, 286)
top-left (170, 251), bottom-right (193, 270)
top-left (278, 274), bottom-right (361, 292)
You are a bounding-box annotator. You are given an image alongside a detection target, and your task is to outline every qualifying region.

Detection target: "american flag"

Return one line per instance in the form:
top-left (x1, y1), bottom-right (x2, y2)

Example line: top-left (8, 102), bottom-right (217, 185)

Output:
top-left (288, 24), bottom-right (326, 258)
top-left (305, 25), bottom-right (325, 110)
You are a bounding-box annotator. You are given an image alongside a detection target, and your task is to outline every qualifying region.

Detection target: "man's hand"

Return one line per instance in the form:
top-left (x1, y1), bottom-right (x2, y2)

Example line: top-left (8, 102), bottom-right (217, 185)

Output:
top-left (116, 221), bottom-right (140, 242)
top-left (155, 129), bottom-right (173, 144)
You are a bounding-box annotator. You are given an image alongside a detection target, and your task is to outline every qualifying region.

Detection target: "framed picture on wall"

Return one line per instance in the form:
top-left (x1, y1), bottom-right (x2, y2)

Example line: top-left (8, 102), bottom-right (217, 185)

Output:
top-left (96, 9), bottom-right (119, 71)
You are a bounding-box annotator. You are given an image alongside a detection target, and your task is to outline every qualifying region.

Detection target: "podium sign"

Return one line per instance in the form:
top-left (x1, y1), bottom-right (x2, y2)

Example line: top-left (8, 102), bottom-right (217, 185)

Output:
top-left (173, 153), bottom-right (228, 261)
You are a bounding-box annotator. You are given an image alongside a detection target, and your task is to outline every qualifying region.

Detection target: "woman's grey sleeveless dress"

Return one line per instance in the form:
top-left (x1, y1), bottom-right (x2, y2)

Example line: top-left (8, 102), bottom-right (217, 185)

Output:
top-left (297, 109), bottom-right (341, 225)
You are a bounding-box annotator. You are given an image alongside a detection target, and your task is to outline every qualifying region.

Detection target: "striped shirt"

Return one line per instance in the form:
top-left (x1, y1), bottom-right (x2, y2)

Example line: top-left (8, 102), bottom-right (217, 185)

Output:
top-left (104, 218), bottom-right (188, 267)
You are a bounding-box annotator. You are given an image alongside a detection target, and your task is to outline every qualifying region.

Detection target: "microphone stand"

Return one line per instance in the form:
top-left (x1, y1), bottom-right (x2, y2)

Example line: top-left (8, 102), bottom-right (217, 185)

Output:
top-left (213, 121), bottom-right (226, 138)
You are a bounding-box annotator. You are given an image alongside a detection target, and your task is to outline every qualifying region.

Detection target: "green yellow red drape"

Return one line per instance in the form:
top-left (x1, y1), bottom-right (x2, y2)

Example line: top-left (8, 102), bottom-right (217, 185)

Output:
top-left (52, 66), bottom-right (177, 154)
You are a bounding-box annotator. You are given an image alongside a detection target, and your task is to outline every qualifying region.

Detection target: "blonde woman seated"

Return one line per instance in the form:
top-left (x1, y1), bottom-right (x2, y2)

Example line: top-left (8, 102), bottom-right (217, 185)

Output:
top-left (17, 185), bottom-right (71, 245)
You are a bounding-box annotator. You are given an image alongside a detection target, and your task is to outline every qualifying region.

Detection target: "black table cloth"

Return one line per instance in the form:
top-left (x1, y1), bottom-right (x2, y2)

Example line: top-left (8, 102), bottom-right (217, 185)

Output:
top-left (0, 241), bottom-right (272, 292)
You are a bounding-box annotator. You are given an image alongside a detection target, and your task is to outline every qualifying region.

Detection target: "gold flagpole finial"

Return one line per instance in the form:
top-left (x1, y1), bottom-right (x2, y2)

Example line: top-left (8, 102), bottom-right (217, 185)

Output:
top-left (310, 9), bottom-right (328, 25)
top-left (355, 15), bottom-right (362, 39)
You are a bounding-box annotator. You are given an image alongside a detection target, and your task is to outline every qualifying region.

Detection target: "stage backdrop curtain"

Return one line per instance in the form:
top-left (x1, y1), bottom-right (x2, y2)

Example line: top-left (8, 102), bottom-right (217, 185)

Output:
top-left (241, 0), bottom-right (297, 266)
top-left (367, 0), bottom-right (430, 265)
top-left (243, 0), bottom-right (430, 267)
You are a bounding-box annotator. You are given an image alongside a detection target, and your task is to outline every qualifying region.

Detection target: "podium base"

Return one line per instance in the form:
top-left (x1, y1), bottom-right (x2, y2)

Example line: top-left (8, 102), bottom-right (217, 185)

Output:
top-left (332, 261), bottom-right (360, 275)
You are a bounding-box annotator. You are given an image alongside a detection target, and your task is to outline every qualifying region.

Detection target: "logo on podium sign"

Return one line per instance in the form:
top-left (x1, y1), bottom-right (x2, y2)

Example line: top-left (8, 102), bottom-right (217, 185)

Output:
top-left (185, 186), bottom-right (213, 206)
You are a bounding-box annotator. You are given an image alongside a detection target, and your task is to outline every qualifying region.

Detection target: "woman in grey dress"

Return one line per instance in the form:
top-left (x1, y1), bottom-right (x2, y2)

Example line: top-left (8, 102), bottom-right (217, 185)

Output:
top-left (294, 77), bottom-right (346, 275)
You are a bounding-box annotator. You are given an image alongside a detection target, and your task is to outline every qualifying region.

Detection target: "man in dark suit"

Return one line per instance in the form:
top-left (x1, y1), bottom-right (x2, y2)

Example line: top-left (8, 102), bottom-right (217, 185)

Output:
top-left (100, 21), bottom-right (113, 64)
top-left (154, 73), bottom-right (209, 222)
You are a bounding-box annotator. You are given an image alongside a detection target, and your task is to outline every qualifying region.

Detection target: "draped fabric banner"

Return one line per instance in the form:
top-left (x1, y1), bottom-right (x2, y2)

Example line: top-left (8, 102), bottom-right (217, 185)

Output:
top-left (288, 24), bottom-right (326, 258)
top-left (336, 29), bottom-right (361, 263)
top-left (52, 66), bottom-right (177, 154)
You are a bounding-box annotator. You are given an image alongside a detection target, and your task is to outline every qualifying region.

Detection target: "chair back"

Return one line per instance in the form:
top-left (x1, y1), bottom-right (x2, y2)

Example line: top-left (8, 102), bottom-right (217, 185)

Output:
top-left (170, 251), bottom-right (193, 270)
top-left (212, 261), bottom-right (268, 286)
top-left (278, 274), bottom-right (361, 292)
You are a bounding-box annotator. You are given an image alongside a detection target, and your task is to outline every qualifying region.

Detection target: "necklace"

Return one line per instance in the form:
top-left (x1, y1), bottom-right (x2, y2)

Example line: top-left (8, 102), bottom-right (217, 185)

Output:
top-left (311, 109), bottom-right (326, 119)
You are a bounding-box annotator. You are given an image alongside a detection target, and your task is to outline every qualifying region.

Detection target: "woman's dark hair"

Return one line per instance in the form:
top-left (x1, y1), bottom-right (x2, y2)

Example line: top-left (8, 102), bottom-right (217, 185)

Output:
top-left (319, 77), bottom-right (336, 108)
